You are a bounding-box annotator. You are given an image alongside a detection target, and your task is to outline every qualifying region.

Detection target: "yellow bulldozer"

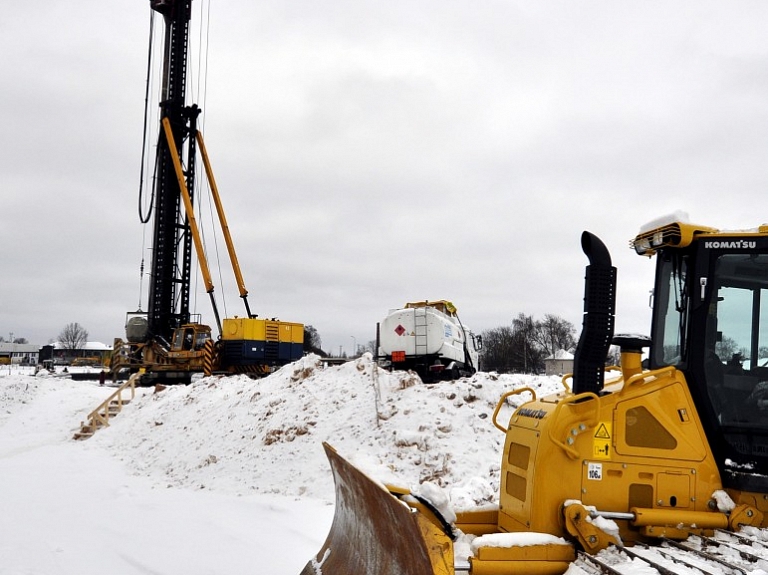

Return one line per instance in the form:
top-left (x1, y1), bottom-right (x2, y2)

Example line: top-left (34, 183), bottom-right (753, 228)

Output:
top-left (301, 216), bottom-right (768, 574)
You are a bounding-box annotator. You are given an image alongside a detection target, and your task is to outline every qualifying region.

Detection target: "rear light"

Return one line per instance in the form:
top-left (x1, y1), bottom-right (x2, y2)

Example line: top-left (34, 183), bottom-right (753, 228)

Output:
top-left (391, 351), bottom-right (406, 362)
top-left (429, 364), bottom-right (445, 372)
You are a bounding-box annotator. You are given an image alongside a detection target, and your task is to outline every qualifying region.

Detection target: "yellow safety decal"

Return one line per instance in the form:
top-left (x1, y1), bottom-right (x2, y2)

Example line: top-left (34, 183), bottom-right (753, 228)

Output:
top-left (593, 422), bottom-right (612, 459)
top-left (594, 422), bottom-right (611, 439)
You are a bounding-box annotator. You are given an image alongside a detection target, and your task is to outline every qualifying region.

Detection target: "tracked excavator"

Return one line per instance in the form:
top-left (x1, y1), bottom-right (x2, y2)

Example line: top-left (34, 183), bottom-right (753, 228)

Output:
top-left (110, 0), bottom-right (303, 385)
top-left (301, 215), bottom-right (768, 574)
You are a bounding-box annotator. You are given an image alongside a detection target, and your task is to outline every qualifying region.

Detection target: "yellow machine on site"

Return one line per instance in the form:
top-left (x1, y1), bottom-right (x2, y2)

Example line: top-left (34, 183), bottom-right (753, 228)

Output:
top-left (110, 119), bottom-right (304, 385)
top-left (111, 0), bottom-right (302, 385)
top-left (301, 216), bottom-right (768, 574)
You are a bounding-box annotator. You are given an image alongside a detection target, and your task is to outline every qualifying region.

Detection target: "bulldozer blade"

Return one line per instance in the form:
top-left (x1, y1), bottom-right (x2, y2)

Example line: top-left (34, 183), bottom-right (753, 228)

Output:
top-left (300, 443), bottom-right (453, 575)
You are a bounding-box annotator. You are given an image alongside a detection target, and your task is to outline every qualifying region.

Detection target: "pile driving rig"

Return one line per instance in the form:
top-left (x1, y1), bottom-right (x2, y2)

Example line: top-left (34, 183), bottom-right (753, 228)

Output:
top-left (111, 0), bottom-right (303, 385)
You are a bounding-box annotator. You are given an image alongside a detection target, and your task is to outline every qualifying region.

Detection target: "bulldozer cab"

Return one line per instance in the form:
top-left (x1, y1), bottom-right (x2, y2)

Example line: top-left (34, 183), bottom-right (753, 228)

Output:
top-left (641, 222), bottom-right (768, 492)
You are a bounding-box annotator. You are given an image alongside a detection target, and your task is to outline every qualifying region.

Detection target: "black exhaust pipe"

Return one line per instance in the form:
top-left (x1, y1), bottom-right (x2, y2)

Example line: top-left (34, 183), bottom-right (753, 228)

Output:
top-left (572, 232), bottom-right (616, 396)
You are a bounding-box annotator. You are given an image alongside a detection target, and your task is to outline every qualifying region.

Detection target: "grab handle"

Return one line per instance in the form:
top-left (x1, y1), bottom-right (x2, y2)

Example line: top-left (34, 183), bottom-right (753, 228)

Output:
top-left (492, 387), bottom-right (536, 432)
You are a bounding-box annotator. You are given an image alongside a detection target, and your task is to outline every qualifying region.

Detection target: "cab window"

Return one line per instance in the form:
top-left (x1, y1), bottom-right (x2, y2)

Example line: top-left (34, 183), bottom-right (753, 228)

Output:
top-left (705, 253), bottom-right (768, 429)
top-left (652, 254), bottom-right (689, 367)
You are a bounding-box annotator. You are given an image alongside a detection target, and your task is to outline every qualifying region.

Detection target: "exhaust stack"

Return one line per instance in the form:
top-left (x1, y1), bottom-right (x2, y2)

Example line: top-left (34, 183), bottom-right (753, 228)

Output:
top-left (572, 232), bottom-right (617, 396)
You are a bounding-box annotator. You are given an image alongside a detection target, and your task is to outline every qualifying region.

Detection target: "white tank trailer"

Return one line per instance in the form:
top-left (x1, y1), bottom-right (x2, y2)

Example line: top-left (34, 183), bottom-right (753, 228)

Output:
top-left (377, 300), bottom-right (482, 382)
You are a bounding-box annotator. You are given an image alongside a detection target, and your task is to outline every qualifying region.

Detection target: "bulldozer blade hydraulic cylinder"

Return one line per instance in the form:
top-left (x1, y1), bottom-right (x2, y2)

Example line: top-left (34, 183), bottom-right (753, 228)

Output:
top-left (631, 507), bottom-right (728, 530)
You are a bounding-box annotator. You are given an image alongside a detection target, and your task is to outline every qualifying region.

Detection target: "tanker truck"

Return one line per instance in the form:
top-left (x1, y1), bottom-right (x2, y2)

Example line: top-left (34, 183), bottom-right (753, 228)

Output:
top-left (377, 300), bottom-right (482, 382)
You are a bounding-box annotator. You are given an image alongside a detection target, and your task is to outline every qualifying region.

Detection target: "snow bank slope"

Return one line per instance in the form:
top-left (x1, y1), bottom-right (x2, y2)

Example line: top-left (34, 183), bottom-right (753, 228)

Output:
top-left (92, 353), bottom-right (563, 502)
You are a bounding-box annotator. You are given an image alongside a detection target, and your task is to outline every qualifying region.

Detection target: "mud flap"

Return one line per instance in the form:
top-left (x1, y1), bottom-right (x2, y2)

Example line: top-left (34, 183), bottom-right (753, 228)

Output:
top-left (300, 443), bottom-right (453, 575)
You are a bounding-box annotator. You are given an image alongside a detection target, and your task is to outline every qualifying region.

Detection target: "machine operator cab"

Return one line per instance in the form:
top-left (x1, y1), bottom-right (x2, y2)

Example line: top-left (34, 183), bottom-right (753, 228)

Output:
top-left (169, 323), bottom-right (212, 355)
top-left (634, 216), bottom-right (768, 492)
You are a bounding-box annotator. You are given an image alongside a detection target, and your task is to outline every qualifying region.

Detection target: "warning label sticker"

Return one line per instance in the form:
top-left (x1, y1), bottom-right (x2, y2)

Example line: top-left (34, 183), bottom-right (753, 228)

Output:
top-left (592, 422), bottom-right (612, 460)
top-left (594, 423), bottom-right (611, 440)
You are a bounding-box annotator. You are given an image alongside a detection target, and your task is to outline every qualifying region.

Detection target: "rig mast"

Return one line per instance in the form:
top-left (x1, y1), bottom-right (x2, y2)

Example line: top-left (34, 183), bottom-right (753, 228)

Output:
top-left (147, 0), bottom-right (199, 343)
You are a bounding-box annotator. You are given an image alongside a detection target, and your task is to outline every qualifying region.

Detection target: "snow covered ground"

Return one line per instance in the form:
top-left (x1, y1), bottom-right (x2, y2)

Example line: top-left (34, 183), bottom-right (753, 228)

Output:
top-left (0, 355), bottom-right (559, 574)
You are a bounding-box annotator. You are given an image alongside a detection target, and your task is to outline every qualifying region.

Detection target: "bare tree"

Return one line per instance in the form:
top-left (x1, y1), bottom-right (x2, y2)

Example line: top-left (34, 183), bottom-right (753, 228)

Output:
top-left (479, 326), bottom-right (516, 372)
top-left (58, 323), bottom-right (89, 353)
top-left (511, 313), bottom-right (543, 373)
top-left (715, 336), bottom-right (739, 363)
top-left (303, 325), bottom-right (325, 356)
top-left (606, 345), bottom-right (621, 366)
top-left (532, 314), bottom-right (577, 358)
top-left (481, 313), bottom-right (577, 374)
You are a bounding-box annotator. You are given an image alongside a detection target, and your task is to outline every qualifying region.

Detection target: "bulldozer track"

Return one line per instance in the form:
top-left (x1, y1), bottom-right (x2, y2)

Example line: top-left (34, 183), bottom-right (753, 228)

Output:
top-left (572, 528), bottom-right (768, 575)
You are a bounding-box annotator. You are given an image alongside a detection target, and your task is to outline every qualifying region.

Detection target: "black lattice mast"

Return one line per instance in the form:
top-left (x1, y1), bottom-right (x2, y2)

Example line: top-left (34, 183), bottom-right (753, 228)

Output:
top-left (147, 0), bottom-right (200, 342)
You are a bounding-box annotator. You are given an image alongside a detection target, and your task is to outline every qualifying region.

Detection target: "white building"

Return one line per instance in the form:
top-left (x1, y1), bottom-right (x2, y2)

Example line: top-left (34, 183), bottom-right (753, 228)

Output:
top-left (0, 342), bottom-right (40, 365)
top-left (543, 349), bottom-right (574, 376)
top-left (50, 341), bottom-right (112, 365)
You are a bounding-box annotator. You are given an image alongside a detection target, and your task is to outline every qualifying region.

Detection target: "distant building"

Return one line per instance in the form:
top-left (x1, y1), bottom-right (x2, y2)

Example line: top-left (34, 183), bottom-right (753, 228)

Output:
top-left (0, 342), bottom-right (40, 365)
top-left (543, 349), bottom-right (574, 376)
top-left (50, 341), bottom-right (112, 366)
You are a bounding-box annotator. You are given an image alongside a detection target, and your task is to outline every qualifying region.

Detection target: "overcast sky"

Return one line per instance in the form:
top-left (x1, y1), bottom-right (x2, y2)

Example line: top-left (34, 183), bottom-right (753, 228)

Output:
top-left (3, 1), bottom-right (768, 355)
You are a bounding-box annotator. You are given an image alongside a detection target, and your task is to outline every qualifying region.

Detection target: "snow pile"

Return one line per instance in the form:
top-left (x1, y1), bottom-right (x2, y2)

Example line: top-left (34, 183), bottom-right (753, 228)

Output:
top-left (87, 353), bottom-right (561, 502)
top-left (712, 489), bottom-right (736, 513)
top-left (0, 376), bottom-right (41, 425)
top-left (0, 355), bottom-right (564, 574)
top-left (0, 356), bottom-right (757, 575)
